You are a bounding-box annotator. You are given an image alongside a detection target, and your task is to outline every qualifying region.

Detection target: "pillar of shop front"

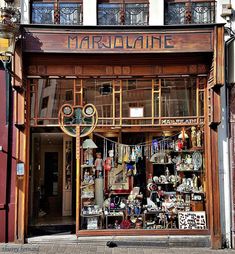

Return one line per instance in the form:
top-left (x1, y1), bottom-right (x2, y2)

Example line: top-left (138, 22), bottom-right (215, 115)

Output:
top-left (0, 4), bottom-right (21, 242)
top-left (206, 25), bottom-right (225, 249)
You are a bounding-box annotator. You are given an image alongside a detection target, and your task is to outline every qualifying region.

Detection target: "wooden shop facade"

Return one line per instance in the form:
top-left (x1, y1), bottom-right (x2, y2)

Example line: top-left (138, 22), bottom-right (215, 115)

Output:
top-left (14, 24), bottom-right (224, 248)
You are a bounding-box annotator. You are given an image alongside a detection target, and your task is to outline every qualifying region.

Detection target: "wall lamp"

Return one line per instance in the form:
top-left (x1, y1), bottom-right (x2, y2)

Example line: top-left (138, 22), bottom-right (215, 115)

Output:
top-left (0, 4), bottom-right (20, 68)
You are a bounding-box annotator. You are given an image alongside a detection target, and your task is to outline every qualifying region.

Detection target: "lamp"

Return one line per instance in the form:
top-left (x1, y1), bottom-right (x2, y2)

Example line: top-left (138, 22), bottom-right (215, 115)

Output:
top-left (82, 139), bottom-right (97, 165)
top-left (0, 5), bottom-right (20, 65)
top-left (82, 139), bottom-right (97, 149)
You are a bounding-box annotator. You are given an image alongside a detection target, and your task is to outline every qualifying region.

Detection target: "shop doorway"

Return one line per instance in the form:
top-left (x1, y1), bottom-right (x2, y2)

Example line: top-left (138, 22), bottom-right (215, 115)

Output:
top-left (28, 132), bottom-right (75, 236)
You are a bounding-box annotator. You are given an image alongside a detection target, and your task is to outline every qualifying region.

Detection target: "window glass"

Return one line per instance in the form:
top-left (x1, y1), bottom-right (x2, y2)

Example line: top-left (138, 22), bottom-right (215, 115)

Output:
top-left (165, 3), bottom-right (185, 25)
top-left (165, 1), bottom-right (215, 25)
top-left (161, 78), bottom-right (196, 117)
top-left (31, 79), bottom-right (74, 125)
top-left (192, 2), bottom-right (214, 24)
top-left (98, 4), bottom-right (122, 25)
top-left (59, 3), bottom-right (82, 25)
top-left (32, 3), bottom-right (54, 24)
top-left (98, 3), bottom-right (149, 25)
top-left (125, 4), bottom-right (149, 25)
top-left (31, 2), bottom-right (82, 24)
top-left (83, 79), bottom-right (113, 119)
top-left (122, 80), bottom-right (152, 117)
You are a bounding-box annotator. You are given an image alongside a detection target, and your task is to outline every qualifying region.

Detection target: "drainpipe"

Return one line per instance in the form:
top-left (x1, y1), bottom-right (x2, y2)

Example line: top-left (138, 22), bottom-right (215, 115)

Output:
top-left (2, 60), bottom-right (13, 243)
top-left (221, 26), bottom-right (235, 248)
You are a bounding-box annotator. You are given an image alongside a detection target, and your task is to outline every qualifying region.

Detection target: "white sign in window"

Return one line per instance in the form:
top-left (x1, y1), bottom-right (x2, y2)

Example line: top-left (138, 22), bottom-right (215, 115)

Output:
top-left (130, 107), bottom-right (144, 118)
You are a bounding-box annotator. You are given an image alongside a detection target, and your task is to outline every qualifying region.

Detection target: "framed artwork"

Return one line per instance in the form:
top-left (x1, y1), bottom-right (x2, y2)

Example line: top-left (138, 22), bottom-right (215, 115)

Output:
top-left (105, 164), bottom-right (132, 194)
top-left (178, 211), bottom-right (207, 229)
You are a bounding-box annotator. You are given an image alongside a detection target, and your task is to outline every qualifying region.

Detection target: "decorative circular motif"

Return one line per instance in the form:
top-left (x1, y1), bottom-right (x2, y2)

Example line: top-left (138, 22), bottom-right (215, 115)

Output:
top-left (83, 104), bottom-right (95, 117)
top-left (62, 104), bottom-right (73, 117)
top-left (58, 103), bottom-right (98, 138)
top-left (192, 151), bottom-right (202, 171)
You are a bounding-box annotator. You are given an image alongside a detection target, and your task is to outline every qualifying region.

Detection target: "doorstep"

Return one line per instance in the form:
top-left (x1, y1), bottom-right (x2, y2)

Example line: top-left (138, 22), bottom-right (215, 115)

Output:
top-left (26, 234), bottom-right (211, 248)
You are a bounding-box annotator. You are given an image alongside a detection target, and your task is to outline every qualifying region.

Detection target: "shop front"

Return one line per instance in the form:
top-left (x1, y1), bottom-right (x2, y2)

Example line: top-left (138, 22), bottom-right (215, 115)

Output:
top-left (16, 24), bottom-right (224, 248)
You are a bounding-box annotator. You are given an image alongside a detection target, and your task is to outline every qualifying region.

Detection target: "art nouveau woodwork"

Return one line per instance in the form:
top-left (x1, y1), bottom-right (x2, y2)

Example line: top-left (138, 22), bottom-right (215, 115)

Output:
top-left (18, 24), bottom-right (225, 248)
top-left (23, 27), bottom-right (213, 53)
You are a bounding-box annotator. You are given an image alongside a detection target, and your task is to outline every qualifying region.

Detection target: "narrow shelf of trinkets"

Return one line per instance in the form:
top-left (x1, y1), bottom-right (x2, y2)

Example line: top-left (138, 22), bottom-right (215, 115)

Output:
top-left (152, 163), bottom-right (174, 165)
top-left (176, 170), bottom-right (203, 172)
top-left (172, 149), bottom-right (204, 153)
top-left (154, 182), bottom-right (174, 185)
top-left (81, 164), bottom-right (95, 168)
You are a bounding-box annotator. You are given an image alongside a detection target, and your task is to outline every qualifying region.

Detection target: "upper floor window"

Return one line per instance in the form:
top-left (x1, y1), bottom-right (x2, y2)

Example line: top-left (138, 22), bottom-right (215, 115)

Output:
top-left (98, 1), bottom-right (149, 25)
top-left (31, 1), bottom-right (83, 25)
top-left (164, 0), bottom-right (216, 25)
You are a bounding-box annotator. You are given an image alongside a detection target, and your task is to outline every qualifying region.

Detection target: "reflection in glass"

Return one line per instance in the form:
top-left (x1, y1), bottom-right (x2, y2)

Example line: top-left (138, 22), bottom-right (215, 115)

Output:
top-left (199, 92), bottom-right (204, 116)
top-left (122, 80), bottom-right (152, 117)
top-left (125, 4), bottom-right (149, 25)
top-left (59, 3), bottom-right (82, 25)
top-left (98, 4), bottom-right (121, 25)
top-left (32, 3), bottom-right (54, 24)
top-left (161, 78), bottom-right (196, 117)
top-left (83, 80), bottom-right (113, 120)
top-left (154, 93), bottom-right (159, 117)
top-left (31, 79), bottom-right (74, 125)
top-left (98, 3), bottom-right (149, 25)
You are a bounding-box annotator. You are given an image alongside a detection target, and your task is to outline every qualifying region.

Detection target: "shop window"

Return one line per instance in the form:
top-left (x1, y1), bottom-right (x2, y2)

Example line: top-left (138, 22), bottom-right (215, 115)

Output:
top-left (98, 1), bottom-right (149, 25)
top-left (31, 79), bottom-right (74, 125)
top-left (31, 1), bottom-right (83, 25)
top-left (161, 78), bottom-right (196, 117)
top-left (30, 77), bottom-right (205, 127)
top-left (80, 128), bottom-right (206, 231)
top-left (164, 0), bottom-right (216, 25)
top-left (122, 80), bottom-right (152, 118)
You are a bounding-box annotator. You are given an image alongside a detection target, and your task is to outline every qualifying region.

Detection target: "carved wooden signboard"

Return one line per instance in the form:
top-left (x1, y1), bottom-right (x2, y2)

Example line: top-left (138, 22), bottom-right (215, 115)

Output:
top-left (23, 29), bottom-right (213, 53)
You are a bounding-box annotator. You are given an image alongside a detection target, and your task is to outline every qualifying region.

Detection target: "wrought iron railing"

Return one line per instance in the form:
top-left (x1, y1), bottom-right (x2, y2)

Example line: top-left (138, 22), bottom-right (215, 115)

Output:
top-left (165, 1), bottom-right (216, 25)
top-left (32, 3), bottom-right (82, 25)
top-left (98, 3), bottom-right (149, 25)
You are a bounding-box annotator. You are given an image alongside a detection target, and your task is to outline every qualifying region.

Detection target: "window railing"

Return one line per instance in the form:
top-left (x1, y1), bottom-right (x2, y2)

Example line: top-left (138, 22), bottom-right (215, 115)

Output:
top-left (32, 2), bottom-right (83, 25)
top-left (165, 1), bottom-right (216, 25)
top-left (98, 3), bottom-right (149, 25)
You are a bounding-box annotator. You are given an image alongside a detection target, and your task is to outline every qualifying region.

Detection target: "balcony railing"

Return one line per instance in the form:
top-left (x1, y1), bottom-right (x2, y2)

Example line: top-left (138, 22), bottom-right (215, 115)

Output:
top-left (32, 3), bottom-right (82, 25)
top-left (165, 1), bottom-right (216, 25)
top-left (98, 3), bottom-right (149, 25)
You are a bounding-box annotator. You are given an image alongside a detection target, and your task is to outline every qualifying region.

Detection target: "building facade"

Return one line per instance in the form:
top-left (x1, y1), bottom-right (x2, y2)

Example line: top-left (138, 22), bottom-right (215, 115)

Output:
top-left (0, 0), bottom-right (231, 249)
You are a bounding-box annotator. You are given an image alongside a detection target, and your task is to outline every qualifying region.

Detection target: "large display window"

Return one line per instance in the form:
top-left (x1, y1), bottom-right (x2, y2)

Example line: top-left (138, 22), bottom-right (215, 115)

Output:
top-left (80, 129), bottom-right (206, 231)
top-left (29, 76), bottom-right (207, 232)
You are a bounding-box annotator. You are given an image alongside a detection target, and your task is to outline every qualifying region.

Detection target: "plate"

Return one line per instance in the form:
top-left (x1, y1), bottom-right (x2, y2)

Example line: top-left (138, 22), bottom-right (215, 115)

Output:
top-left (192, 151), bottom-right (202, 171)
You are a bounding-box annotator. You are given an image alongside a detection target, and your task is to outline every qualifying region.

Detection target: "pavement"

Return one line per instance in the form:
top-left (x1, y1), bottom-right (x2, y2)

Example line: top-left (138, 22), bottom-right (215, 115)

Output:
top-left (1, 235), bottom-right (235, 254)
top-left (1, 243), bottom-right (235, 254)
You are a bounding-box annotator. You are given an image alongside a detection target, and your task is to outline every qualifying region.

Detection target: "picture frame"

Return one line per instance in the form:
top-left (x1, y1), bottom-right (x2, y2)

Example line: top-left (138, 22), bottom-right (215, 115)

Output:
top-left (105, 164), bottom-right (133, 194)
top-left (178, 211), bottom-right (207, 229)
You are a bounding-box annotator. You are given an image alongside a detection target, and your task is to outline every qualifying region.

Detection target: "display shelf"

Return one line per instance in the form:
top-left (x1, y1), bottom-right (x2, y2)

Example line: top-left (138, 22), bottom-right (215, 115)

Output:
top-left (176, 170), bottom-right (203, 172)
top-left (80, 213), bottom-right (103, 230)
top-left (143, 211), bottom-right (167, 229)
top-left (152, 163), bottom-right (174, 165)
top-left (81, 164), bottom-right (95, 168)
top-left (172, 148), bottom-right (204, 153)
top-left (105, 212), bottom-right (124, 229)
